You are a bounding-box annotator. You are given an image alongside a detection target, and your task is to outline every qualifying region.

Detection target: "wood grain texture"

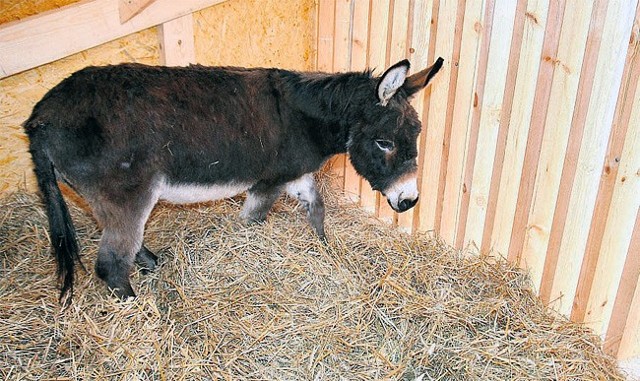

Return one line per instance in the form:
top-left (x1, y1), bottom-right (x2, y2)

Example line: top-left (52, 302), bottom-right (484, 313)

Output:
top-left (0, 0), bottom-right (228, 78)
top-left (485, 0), bottom-right (550, 256)
top-left (547, 0), bottom-right (635, 316)
top-left (119, 0), bottom-right (156, 23)
top-left (463, 0), bottom-right (518, 248)
top-left (517, 0), bottom-right (591, 289)
top-left (439, 0), bottom-right (487, 244)
top-left (416, 0), bottom-right (458, 233)
top-left (158, 13), bottom-right (195, 66)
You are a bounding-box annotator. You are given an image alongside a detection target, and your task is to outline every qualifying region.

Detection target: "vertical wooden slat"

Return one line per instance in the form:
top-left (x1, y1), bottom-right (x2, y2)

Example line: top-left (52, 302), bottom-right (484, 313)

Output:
top-left (455, 0), bottom-right (494, 249)
top-left (545, 0), bottom-right (636, 316)
top-left (343, 0), bottom-right (370, 203)
top-left (581, 44), bottom-right (640, 336)
top-left (484, 0), bottom-right (550, 256)
top-left (463, 0), bottom-right (518, 248)
top-left (516, 0), bottom-right (591, 289)
top-left (432, 0), bottom-right (466, 236)
top-left (360, 0), bottom-right (391, 214)
top-left (416, 0), bottom-right (459, 232)
top-left (397, 0), bottom-right (435, 233)
top-left (316, 0), bottom-right (336, 72)
top-left (478, 0), bottom-right (527, 253)
top-left (377, 0), bottom-right (411, 224)
top-left (326, 0), bottom-right (353, 188)
top-left (613, 208), bottom-right (640, 359)
top-left (158, 13), bottom-right (196, 66)
top-left (439, 0), bottom-right (487, 244)
top-left (572, 1), bottom-right (640, 323)
top-left (537, 0), bottom-right (606, 303)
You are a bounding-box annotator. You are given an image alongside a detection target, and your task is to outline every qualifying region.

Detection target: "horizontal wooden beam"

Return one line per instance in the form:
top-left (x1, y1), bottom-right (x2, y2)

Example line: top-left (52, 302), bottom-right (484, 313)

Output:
top-left (0, 0), bottom-right (227, 78)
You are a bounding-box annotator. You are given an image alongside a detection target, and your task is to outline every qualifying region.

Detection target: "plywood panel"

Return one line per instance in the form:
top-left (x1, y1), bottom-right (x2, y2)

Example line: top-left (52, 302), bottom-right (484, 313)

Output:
top-left (0, 0), bottom-right (81, 24)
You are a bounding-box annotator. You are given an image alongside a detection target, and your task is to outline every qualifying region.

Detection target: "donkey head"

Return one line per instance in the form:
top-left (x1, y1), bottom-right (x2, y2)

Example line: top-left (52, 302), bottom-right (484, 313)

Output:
top-left (348, 57), bottom-right (444, 213)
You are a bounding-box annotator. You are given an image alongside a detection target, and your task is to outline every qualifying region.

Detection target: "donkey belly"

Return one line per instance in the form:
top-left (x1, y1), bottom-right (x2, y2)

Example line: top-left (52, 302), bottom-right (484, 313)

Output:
top-left (158, 178), bottom-right (253, 204)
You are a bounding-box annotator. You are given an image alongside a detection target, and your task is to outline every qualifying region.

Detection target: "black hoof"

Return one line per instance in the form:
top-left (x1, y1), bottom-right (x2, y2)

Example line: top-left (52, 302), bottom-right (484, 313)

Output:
top-left (111, 285), bottom-right (136, 301)
top-left (135, 246), bottom-right (158, 275)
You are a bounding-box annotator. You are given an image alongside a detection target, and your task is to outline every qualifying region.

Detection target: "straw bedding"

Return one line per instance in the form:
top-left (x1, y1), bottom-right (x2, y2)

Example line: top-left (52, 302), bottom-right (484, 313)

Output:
top-left (0, 182), bottom-right (626, 380)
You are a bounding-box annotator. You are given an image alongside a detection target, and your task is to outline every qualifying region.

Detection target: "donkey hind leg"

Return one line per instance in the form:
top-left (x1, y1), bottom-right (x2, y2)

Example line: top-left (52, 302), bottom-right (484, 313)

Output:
top-left (240, 184), bottom-right (283, 223)
top-left (286, 173), bottom-right (326, 240)
top-left (93, 194), bottom-right (158, 299)
top-left (135, 245), bottom-right (158, 275)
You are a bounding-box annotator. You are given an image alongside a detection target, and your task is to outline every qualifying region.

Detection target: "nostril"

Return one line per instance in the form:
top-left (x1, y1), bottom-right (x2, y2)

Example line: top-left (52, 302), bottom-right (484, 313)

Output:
top-left (398, 196), bottom-right (419, 212)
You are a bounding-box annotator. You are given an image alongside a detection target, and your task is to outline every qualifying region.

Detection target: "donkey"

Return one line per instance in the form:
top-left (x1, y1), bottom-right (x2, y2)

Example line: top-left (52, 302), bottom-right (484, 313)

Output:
top-left (24, 57), bottom-right (444, 302)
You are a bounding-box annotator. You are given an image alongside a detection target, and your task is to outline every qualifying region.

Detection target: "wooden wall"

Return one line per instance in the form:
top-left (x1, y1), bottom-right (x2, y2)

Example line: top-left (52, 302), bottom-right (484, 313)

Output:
top-left (318, 0), bottom-right (640, 360)
top-left (0, 0), bottom-right (315, 193)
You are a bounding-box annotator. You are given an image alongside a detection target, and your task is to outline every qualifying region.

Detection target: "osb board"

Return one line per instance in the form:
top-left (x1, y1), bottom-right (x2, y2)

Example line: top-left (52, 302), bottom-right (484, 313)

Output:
top-left (0, 29), bottom-right (160, 193)
top-left (193, 0), bottom-right (315, 69)
top-left (0, 0), bottom-right (81, 24)
top-left (0, 0), bottom-right (316, 194)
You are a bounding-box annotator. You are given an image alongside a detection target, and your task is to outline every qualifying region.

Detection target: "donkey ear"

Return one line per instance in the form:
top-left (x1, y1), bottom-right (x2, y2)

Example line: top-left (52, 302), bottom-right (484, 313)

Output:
top-left (403, 57), bottom-right (445, 97)
top-left (377, 59), bottom-right (411, 106)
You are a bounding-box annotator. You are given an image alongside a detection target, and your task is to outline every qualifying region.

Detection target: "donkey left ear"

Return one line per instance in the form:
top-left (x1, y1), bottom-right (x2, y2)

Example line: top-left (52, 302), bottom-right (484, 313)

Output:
top-left (402, 57), bottom-right (445, 97)
top-left (377, 59), bottom-right (411, 106)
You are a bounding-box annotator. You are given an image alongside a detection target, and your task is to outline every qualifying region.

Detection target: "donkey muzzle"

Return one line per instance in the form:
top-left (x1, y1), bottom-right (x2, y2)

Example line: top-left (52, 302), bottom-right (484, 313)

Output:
top-left (383, 174), bottom-right (419, 213)
top-left (389, 196), bottom-right (419, 213)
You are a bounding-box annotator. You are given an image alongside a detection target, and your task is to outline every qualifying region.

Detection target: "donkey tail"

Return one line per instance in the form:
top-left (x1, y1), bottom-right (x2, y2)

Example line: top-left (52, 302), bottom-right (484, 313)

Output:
top-left (26, 122), bottom-right (80, 304)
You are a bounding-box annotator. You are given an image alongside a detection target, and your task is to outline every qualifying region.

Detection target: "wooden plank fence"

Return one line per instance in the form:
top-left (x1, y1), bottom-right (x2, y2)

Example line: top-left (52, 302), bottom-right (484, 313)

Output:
top-left (317, 0), bottom-right (640, 360)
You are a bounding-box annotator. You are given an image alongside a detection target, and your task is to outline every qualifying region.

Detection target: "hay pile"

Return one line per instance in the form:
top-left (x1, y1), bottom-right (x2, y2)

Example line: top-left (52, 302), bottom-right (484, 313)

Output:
top-left (0, 183), bottom-right (626, 380)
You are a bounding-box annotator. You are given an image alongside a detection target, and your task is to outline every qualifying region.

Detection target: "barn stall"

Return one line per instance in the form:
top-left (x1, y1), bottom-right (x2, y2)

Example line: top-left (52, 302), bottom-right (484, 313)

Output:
top-left (0, 0), bottom-right (637, 379)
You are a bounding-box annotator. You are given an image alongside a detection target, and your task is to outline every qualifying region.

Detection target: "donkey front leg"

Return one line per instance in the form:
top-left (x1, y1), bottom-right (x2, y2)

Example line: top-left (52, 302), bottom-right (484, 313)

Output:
top-left (286, 173), bottom-right (326, 240)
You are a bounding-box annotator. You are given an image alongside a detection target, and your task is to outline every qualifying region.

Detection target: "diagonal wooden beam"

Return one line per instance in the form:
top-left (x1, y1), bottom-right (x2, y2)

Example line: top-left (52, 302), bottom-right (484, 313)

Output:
top-left (119, 0), bottom-right (157, 24)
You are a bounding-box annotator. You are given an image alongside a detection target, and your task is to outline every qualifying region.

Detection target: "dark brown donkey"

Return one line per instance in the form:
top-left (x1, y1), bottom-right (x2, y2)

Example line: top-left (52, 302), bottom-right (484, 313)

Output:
top-left (24, 57), bottom-right (444, 302)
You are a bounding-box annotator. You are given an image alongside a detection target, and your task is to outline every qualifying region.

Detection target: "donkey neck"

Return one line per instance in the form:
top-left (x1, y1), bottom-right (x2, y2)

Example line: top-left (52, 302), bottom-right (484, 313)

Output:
top-left (280, 70), bottom-right (374, 156)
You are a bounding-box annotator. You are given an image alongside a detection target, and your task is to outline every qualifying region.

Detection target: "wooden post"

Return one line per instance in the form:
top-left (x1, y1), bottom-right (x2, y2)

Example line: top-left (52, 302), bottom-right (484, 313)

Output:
top-left (158, 14), bottom-right (196, 66)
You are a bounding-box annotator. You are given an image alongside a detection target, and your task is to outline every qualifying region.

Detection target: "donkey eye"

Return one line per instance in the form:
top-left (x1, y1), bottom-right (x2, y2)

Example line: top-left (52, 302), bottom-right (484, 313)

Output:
top-left (375, 139), bottom-right (395, 152)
